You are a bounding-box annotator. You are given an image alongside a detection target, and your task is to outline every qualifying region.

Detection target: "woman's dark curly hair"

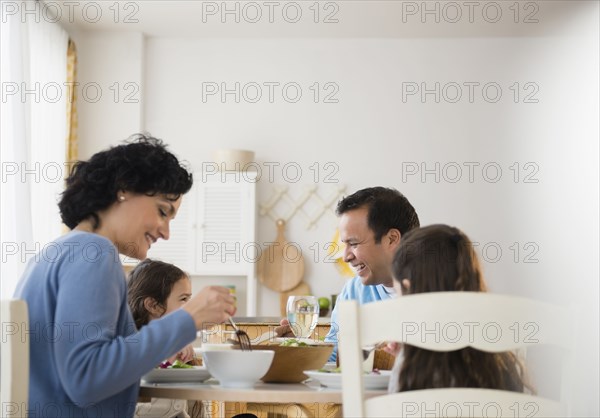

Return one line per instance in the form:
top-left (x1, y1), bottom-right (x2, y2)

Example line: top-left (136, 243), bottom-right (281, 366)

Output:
top-left (127, 259), bottom-right (189, 329)
top-left (59, 134), bottom-right (193, 229)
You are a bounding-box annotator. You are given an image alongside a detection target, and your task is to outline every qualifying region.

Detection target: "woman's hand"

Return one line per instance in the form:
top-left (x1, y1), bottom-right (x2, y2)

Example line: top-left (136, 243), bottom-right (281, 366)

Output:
top-left (182, 286), bottom-right (236, 329)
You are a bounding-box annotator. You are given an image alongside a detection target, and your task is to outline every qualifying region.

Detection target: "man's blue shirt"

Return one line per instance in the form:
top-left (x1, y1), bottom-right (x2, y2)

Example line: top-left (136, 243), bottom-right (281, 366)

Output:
top-left (324, 276), bottom-right (395, 362)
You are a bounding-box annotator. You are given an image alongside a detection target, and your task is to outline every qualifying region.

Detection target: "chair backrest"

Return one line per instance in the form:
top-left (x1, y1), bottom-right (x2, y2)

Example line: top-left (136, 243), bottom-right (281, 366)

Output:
top-left (339, 292), bottom-right (572, 417)
top-left (1, 299), bottom-right (29, 417)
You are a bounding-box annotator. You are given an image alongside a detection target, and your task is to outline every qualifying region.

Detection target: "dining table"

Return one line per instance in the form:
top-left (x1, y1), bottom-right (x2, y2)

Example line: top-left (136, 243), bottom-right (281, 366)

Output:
top-left (139, 317), bottom-right (393, 417)
top-left (139, 377), bottom-right (387, 418)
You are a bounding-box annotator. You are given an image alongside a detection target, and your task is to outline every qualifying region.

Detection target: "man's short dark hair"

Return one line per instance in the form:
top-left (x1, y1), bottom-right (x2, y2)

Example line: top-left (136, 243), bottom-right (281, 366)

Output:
top-left (336, 187), bottom-right (420, 243)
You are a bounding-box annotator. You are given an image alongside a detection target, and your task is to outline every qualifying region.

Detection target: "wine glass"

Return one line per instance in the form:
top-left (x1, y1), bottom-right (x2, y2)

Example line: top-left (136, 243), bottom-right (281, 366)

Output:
top-left (286, 295), bottom-right (320, 339)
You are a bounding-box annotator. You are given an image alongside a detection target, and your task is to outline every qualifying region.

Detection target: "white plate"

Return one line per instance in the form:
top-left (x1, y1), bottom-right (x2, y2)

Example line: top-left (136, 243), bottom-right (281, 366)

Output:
top-left (142, 366), bottom-right (211, 383)
top-left (303, 369), bottom-right (391, 390)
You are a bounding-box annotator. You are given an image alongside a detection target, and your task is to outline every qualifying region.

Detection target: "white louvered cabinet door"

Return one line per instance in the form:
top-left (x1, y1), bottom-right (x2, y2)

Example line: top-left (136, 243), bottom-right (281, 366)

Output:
top-left (194, 175), bottom-right (256, 276)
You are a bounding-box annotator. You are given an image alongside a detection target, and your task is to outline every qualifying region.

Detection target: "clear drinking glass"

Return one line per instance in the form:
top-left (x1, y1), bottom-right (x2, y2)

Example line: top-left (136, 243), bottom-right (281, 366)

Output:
top-left (286, 295), bottom-right (320, 339)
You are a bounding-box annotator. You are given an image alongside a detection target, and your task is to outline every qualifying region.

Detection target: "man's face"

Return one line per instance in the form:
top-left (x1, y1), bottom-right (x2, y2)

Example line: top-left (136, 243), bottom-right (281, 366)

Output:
top-left (338, 207), bottom-right (399, 287)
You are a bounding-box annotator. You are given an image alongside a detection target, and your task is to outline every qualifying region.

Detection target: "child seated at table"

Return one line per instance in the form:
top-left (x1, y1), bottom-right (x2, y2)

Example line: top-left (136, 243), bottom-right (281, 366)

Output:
top-left (389, 224), bottom-right (532, 393)
top-left (128, 259), bottom-right (195, 418)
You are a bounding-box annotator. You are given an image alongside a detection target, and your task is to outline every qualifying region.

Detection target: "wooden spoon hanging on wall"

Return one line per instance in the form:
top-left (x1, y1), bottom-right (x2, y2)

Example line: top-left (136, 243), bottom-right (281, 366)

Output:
top-left (257, 219), bottom-right (304, 292)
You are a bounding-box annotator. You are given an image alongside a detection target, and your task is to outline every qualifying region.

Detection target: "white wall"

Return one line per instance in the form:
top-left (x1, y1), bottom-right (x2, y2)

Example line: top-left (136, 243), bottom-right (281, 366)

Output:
top-left (141, 31), bottom-right (598, 307)
top-left (67, 2), bottom-right (598, 414)
top-left (72, 31), bottom-right (145, 157)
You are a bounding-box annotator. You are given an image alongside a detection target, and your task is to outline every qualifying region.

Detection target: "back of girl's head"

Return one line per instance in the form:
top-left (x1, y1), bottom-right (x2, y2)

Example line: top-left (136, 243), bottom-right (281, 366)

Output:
top-left (392, 224), bottom-right (486, 294)
top-left (59, 133), bottom-right (193, 229)
top-left (391, 224), bottom-right (528, 393)
top-left (127, 259), bottom-right (188, 329)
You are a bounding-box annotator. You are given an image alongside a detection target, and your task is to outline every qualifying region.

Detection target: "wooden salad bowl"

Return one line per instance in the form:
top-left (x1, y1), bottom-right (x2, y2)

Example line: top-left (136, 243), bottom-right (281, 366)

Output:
top-left (260, 343), bottom-right (334, 383)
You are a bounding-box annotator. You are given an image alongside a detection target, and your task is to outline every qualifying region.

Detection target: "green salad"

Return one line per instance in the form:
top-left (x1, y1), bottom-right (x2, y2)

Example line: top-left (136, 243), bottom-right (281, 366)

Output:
top-left (280, 338), bottom-right (309, 347)
top-left (159, 359), bottom-right (194, 369)
top-left (171, 360), bottom-right (194, 369)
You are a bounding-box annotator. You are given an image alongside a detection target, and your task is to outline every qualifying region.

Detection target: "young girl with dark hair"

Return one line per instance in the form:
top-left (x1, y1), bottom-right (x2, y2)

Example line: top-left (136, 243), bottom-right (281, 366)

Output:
top-left (128, 259), bottom-right (195, 362)
top-left (127, 260), bottom-right (257, 418)
top-left (128, 259), bottom-right (195, 418)
top-left (390, 224), bottom-right (530, 393)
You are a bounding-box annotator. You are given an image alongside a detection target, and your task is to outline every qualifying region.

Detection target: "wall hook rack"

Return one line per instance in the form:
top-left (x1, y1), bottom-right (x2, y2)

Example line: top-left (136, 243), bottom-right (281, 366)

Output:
top-left (259, 184), bottom-right (347, 230)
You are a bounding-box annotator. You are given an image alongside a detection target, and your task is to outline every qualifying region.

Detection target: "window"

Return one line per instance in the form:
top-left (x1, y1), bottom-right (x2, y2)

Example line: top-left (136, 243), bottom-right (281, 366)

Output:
top-left (1, 7), bottom-right (68, 298)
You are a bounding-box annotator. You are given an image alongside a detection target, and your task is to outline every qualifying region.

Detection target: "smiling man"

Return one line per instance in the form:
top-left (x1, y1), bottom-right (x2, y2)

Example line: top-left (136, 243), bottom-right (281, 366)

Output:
top-left (325, 187), bottom-right (420, 362)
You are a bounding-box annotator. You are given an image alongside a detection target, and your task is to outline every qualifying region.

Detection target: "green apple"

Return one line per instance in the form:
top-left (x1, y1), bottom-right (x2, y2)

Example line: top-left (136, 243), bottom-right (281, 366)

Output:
top-left (318, 297), bottom-right (330, 310)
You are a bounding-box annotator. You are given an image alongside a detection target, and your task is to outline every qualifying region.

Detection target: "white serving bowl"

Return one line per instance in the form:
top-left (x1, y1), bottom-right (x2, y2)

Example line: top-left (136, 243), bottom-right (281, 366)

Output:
top-left (198, 343), bottom-right (233, 352)
top-left (202, 350), bottom-right (275, 389)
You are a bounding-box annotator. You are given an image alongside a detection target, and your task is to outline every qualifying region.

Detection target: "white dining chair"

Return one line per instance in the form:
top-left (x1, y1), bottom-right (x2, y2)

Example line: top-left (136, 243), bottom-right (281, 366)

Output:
top-left (1, 299), bottom-right (29, 418)
top-left (338, 292), bottom-right (572, 418)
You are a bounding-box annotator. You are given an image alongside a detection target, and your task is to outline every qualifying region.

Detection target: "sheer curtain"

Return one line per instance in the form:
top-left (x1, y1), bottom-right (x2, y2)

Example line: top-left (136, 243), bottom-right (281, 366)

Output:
top-left (1, 5), bottom-right (68, 298)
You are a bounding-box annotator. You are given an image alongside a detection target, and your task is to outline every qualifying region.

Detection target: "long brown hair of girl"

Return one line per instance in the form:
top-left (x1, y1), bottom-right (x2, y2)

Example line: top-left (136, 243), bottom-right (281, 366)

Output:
top-left (127, 259), bottom-right (188, 329)
top-left (392, 224), bottom-right (531, 393)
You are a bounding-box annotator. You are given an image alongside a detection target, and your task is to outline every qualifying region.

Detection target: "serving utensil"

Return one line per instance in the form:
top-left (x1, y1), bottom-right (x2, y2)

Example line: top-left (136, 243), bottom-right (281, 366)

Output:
top-left (362, 345), bottom-right (376, 361)
top-left (228, 317), bottom-right (252, 351)
top-left (363, 348), bottom-right (376, 372)
top-left (254, 331), bottom-right (276, 345)
top-left (362, 342), bottom-right (387, 360)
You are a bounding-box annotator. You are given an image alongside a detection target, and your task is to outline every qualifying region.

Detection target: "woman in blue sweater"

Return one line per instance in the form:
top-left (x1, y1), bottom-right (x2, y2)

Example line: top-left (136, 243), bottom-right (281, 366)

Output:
top-left (15, 135), bottom-right (235, 418)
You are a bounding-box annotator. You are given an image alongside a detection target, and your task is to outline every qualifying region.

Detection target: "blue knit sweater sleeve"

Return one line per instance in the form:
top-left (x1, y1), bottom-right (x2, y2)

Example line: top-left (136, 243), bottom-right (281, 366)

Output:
top-left (51, 236), bottom-right (196, 405)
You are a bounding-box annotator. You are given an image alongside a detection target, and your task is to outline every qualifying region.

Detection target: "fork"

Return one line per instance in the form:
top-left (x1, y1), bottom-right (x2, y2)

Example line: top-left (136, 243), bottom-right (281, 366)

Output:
top-left (228, 316), bottom-right (252, 351)
top-left (362, 341), bottom-right (387, 360)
